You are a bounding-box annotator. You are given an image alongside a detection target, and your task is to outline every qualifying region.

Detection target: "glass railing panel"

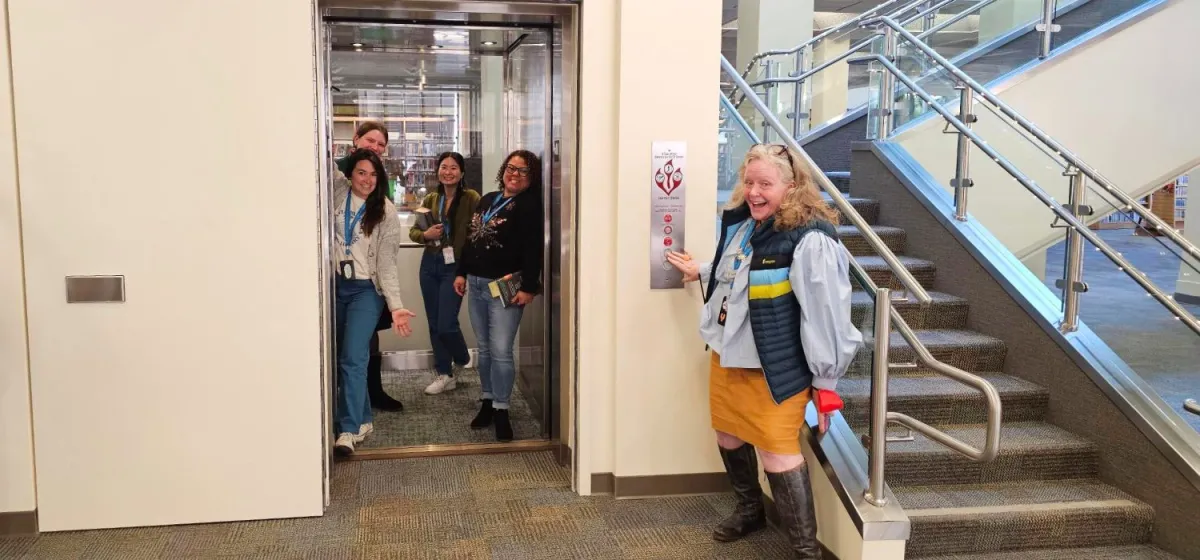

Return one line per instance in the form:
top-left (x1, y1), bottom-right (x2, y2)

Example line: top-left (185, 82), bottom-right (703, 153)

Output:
top-left (1042, 193), bottom-right (1200, 432)
top-left (890, 41), bottom-right (963, 131)
top-left (718, 94), bottom-right (758, 214)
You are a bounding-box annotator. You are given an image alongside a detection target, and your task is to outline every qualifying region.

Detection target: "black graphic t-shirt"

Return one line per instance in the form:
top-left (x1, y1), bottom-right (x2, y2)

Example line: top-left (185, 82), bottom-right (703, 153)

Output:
top-left (457, 188), bottom-right (544, 294)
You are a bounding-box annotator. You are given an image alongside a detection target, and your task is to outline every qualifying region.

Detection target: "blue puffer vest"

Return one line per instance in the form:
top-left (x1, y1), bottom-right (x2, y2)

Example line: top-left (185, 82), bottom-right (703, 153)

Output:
top-left (705, 205), bottom-right (838, 404)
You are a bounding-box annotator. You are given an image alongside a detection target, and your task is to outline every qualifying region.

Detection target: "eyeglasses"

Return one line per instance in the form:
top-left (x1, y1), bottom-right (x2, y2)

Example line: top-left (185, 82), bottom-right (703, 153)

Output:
top-left (504, 164), bottom-right (531, 177)
top-left (754, 143), bottom-right (795, 168)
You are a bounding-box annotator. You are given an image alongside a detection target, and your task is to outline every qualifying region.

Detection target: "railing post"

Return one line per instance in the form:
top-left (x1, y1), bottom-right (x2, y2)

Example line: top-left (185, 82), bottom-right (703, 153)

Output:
top-left (876, 28), bottom-right (897, 139)
top-left (789, 47), bottom-right (810, 139)
top-left (761, 59), bottom-right (776, 142)
top-left (1059, 167), bottom-right (1089, 333)
top-left (865, 288), bottom-right (891, 507)
top-left (1185, 399), bottom-right (1199, 416)
top-left (922, 0), bottom-right (936, 32)
top-left (1036, 0), bottom-right (1061, 58)
top-left (952, 84), bottom-right (975, 221)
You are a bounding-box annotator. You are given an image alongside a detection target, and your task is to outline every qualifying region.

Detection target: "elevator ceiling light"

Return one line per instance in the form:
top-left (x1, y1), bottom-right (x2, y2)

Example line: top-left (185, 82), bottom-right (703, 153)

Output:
top-left (352, 42), bottom-right (363, 47)
top-left (482, 41), bottom-right (497, 46)
top-left (430, 45), bottom-right (443, 49)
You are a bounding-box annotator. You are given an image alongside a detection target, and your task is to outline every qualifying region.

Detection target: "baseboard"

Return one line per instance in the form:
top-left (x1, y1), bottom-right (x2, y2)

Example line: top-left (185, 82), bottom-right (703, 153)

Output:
top-left (555, 443), bottom-right (572, 469)
top-left (0, 510), bottom-right (37, 537)
top-left (589, 471), bottom-right (731, 498)
top-left (1175, 292), bottom-right (1200, 306)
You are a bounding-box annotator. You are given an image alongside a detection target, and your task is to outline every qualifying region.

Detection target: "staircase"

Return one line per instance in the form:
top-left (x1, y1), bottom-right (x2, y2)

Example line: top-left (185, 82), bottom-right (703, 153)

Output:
top-left (824, 186), bottom-right (1181, 559)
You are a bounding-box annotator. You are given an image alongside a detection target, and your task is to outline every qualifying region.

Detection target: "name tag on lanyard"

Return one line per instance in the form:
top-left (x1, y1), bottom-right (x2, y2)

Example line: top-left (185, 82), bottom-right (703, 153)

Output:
top-left (341, 191), bottom-right (367, 280)
top-left (439, 194), bottom-right (455, 264)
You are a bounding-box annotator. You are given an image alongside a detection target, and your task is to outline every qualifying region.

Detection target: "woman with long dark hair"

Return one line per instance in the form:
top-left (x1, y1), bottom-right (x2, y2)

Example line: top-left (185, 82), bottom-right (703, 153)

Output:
top-left (409, 152), bottom-right (480, 395)
top-left (333, 148), bottom-right (416, 456)
top-left (667, 144), bottom-right (861, 558)
top-left (335, 121), bottom-right (403, 412)
top-left (454, 150), bottom-right (544, 442)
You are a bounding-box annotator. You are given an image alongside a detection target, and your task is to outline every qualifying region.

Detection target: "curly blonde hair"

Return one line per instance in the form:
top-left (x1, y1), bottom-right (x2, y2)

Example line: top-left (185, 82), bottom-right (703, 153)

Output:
top-left (726, 144), bottom-right (839, 230)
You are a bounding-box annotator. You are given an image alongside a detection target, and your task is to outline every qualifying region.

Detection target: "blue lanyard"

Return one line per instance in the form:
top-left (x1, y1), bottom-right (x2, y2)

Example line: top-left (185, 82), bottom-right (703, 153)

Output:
top-left (439, 194), bottom-right (452, 238)
top-left (343, 191), bottom-right (367, 256)
top-left (732, 222), bottom-right (755, 270)
top-left (482, 194), bottom-right (513, 223)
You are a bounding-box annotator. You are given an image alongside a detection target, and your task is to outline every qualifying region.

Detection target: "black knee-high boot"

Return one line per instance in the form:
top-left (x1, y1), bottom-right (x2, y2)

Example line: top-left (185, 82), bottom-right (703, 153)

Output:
top-left (367, 332), bottom-right (403, 412)
top-left (765, 463), bottom-right (822, 559)
top-left (713, 444), bottom-right (767, 542)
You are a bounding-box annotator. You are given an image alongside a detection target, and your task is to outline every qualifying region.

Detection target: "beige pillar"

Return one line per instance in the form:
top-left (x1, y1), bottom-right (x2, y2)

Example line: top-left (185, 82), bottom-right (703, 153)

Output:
top-left (734, 0), bottom-right (814, 138)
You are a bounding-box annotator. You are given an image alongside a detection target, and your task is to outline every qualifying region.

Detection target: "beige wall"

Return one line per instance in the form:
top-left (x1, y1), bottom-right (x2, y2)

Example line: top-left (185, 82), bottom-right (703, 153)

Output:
top-left (576, 0), bottom-right (723, 491)
top-left (0, 0), bottom-right (36, 516)
top-left (8, 0), bottom-right (324, 530)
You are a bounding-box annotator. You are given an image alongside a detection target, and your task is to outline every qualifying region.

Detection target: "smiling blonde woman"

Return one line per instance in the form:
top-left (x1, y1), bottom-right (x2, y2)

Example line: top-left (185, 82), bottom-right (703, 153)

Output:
top-left (667, 144), bottom-right (862, 559)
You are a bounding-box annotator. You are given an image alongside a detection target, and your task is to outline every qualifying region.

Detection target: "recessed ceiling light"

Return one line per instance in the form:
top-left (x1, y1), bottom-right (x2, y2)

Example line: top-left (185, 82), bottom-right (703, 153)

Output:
top-left (352, 42), bottom-right (363, 48)
top-left (482, 41), bottom-right (497, 46)
top-left (430, 45), bottom-right (443, 49)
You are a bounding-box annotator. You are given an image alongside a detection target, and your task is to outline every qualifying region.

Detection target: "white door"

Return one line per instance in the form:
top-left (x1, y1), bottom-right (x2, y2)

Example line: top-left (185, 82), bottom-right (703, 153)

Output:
top-left (10, 0), bottom-right (326, 530)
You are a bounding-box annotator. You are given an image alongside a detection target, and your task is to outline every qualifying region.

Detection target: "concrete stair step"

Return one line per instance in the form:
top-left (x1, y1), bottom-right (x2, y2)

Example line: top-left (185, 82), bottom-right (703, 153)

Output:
top-left (840, 373), bottom-right (1048, 427)
top-left (848, 329), bottom-right (1008, 375)
top-left (899, 479), bottom-right (1154, 556)
top-left (884, 422), bottom-right (1097, 487)
top-left (850, 291), bottom-right (969, 330)
top-left (911, 544), bottom-right (1182, 560)
top-left (838, 224), bottom-right (906, 257)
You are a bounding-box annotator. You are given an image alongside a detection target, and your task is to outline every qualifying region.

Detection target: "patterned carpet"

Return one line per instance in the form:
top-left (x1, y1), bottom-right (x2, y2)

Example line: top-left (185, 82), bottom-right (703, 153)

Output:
top-left (0, 452), bottom-right (795, 559)
top-left (361, 368), bottom-right (544, 449)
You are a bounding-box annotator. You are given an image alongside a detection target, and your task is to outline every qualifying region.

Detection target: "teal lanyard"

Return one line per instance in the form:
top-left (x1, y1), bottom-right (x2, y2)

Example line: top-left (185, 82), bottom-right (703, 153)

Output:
top-left (732, 222), bottom-right (755, 270)
top-left (482, 194), bottom-right (513, 223)
top-left (343, 191), bottom-right (367, 256)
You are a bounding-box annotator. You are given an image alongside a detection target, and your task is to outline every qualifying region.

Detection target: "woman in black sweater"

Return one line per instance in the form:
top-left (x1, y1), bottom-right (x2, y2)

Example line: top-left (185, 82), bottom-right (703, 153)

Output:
top-left (454, 150), bottom-right (544, 441)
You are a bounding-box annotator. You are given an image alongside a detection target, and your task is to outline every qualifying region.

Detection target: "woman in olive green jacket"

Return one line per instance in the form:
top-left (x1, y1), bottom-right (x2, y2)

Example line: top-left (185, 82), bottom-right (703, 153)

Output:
top-left (408, 152), bottom-right (481, 395)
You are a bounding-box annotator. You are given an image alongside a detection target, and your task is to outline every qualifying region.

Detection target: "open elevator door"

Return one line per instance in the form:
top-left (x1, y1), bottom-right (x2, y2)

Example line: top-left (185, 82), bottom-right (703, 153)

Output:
top-left (314, 0), bottom-right (579, 504)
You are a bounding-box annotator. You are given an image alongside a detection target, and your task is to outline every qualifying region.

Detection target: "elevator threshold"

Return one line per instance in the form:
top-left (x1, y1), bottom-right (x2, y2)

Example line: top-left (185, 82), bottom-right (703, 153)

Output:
top-left (344, 439), bottom-right (555, 461)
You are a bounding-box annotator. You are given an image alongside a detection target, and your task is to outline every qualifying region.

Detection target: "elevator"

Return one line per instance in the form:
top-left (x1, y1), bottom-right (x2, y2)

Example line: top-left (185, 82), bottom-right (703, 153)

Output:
top-left (314, 0), bottom-right (579, 497)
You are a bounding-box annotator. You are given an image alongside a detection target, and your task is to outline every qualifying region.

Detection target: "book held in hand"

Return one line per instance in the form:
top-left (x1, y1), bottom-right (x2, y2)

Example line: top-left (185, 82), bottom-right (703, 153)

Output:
top-left (488, 272), bottom-right (523, 307)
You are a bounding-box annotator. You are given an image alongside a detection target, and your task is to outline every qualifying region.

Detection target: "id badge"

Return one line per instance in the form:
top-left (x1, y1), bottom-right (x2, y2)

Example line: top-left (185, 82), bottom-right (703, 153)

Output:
top-left (339, 260), bottom-right (355, 281)
top-left (442, 246), bottom-right (456, 265)
top-left (717, 297), bottom-right (728, 326)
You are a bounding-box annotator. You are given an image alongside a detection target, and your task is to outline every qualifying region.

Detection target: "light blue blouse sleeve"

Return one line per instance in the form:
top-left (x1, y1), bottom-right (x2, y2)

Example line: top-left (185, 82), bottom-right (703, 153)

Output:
top-left (790, 233), bottom-right (864, 391)
top-left (698, 261), bottom-right (713, 282)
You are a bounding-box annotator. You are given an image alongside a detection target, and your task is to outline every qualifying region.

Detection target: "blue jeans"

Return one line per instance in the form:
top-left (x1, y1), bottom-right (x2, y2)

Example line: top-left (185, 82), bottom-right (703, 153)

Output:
top-left (420, 251), bottom-right (470, 375)
top-left (467, 275), bottom-right (525, 409)
top-left (336, 278), bottom-right (386, 434)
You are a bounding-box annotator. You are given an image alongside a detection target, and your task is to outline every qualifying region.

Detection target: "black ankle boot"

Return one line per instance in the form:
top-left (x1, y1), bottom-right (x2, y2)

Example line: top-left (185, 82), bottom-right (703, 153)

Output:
top-left (494, 408), bottom-right (513, 442)
top-left (470, 399), bottom-right (494, 428)
top-left (713, 444), bottom-right (766, 542)
top-left (367, 354), bottom-right (403, 412)
top-left (765, 464), bottom-right (822, 559)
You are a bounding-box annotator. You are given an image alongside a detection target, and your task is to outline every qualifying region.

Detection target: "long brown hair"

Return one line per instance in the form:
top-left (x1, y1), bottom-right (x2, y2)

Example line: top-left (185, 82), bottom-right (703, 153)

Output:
top-left (353, 121), bottom-right (389, 142)
top-left (343, 149), bottom-right (388, 236)
top-left (726, 144), bottom-right (838, 229)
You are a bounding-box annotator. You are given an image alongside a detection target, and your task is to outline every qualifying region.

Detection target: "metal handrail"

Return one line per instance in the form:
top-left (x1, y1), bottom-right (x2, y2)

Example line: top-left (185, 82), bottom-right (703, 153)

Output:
top-left (874, 17), bottom-right (1200, 263)
top-left (853, 265), bottom-right (1002, 506)
top-left (1186, 399), bottom-right (1200, 416)
top-left (721, 55), bottom-right (933, 306)
top-left (858, 50), bottom-right (1200, 337)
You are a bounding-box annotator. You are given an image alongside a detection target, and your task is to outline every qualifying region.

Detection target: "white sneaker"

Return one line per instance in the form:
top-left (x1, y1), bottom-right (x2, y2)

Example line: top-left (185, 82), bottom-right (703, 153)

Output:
top-left (355, 423), bottom-right (373, 443)
top-left (334, 433), bottom-right (355, 456)
top-left (425, 374), bottom-right (458, 395)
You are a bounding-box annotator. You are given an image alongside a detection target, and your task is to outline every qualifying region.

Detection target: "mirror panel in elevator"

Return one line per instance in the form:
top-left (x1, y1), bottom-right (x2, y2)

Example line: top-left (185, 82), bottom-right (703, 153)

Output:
top-left (325, 19), bottom-right (556, 450)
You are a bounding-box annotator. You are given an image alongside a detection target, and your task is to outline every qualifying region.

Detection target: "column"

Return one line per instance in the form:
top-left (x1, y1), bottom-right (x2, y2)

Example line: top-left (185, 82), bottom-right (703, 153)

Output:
top-left (734, 0), bottom-right (815, 137)
top-left (1177, 170), bottom-right (1199, 304)
top-left (809, 34), bottom-right (851, 127)
top-left (480, 55), bottom-right (505, 194)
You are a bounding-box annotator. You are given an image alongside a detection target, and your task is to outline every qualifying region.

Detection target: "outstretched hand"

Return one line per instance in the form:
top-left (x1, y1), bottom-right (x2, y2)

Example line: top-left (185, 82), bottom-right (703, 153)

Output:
top-left (391, 309), bottom-right (416, 337)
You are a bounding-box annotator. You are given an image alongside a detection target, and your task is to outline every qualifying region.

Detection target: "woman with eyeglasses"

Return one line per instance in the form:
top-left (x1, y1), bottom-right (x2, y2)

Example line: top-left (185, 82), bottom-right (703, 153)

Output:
top-left (409, 152), bottom-right (481, 396)
top-left (335, 121), bottom-right (404, 412)
top-left (332, 148), bottom-right (416, 457)
top-left (453, 150), bottom-right (544, 442)
top-left (666, 144), bottom-right (861, 558)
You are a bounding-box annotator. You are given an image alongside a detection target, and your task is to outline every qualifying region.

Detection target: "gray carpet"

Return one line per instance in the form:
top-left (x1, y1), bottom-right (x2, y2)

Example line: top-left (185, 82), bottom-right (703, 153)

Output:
top-left (0, 452), bottom-right (796, 559)
top-left (1044, 229), bottom-right (1200, 432)
top-left (360, 368), bottom-right (544, 449)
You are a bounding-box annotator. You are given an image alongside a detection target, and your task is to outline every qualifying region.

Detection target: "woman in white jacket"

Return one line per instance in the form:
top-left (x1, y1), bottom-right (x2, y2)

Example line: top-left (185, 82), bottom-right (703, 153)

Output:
top-left (332, 148), bottom-right (416, 456)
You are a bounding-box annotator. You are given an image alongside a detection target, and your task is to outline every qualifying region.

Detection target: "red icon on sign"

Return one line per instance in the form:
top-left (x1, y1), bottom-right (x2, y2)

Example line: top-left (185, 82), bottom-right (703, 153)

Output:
top-left (664, 225), bottom-right (673, 234)
top-left (664, 237), bottom-right (674, 247)
top-left (664, 214), bottom-right (673, 223)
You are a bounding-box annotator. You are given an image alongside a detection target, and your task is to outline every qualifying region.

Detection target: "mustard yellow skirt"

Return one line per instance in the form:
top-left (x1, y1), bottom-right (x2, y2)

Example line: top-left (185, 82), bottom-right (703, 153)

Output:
top-left (710, 352), bottom-right (811, 455)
